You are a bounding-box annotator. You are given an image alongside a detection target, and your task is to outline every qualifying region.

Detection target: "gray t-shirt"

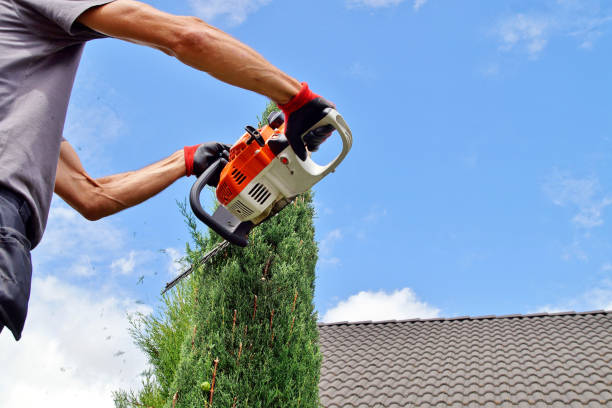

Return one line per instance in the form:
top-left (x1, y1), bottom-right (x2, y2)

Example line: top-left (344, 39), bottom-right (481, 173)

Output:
top-left (0, 0), bottom-right (114, 247)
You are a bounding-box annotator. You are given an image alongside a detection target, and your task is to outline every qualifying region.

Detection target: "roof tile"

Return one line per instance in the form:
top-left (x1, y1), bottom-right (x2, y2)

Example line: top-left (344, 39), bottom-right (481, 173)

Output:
top-left (319, 311), bottom-right (612, 407)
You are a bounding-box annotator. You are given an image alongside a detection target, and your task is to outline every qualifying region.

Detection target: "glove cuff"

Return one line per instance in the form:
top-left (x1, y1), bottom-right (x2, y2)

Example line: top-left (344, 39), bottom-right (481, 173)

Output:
top-left (183, 144), bottom-right (199, 177)
top-left (278, 82), bottom-right (319, 115)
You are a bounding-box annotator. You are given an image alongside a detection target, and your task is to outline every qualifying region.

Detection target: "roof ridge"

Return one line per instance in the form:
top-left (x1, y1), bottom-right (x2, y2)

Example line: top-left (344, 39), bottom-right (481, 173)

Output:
top-left (317, 309), bottom-right (611, 327)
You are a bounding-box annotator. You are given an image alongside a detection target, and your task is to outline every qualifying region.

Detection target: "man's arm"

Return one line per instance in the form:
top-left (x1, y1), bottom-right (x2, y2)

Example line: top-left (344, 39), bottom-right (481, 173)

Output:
top-left (54, 140), bottom-right (186, 221)
top-left (77, 0), bottom-right (301, 105)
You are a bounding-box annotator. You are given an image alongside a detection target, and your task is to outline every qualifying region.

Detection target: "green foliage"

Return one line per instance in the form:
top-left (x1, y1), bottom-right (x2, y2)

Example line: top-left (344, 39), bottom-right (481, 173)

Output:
top-left (169, 192), bottom-right (321, 408)
top-left (114, 103), bottom-right (321, 407)
top-left (113, 203), bottom-right (214, 407)
top-left (129, 281), bottom-right (195, 396)
top-left (257, 101), bottom-right (281, 128)
top-left (113, 369), bottom-right (166, 408)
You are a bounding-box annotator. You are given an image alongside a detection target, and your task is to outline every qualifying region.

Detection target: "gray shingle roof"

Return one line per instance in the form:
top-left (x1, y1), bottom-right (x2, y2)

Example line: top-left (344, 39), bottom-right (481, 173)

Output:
top-left (318, 310), bottom-right (612, 408)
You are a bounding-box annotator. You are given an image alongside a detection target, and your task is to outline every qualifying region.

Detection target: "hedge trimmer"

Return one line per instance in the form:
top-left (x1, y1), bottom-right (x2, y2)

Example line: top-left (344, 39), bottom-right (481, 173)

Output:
top-left (162, 108), bottom-right (352, 294)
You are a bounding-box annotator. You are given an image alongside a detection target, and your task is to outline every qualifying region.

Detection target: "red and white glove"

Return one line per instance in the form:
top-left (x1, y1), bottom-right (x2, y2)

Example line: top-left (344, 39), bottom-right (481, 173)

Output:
top-left (278, 82), bottom-right (335, 161)
top-left (184, 142), bottom-right (231, 186)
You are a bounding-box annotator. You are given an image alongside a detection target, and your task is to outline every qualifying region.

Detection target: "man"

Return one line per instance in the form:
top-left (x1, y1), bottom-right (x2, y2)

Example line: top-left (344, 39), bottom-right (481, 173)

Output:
top-left (0, 0), bottom-right (334, 341)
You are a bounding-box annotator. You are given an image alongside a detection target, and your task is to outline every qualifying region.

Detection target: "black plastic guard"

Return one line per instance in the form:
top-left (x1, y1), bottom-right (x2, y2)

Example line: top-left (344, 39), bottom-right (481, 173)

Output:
top-left (189, 158), bottom-right (254, 247)
top-left (209, 206), bottom-right (254, 247)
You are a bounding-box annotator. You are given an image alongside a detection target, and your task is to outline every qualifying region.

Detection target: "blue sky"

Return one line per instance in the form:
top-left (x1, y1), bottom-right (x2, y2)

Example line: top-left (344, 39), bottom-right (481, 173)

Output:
top-left (2, 0), bottom-right (612, 405)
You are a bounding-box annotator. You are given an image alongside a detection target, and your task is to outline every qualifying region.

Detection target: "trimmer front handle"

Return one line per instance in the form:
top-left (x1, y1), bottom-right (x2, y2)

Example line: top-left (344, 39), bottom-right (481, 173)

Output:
top-left (189, 158), bottom-right (253, 247)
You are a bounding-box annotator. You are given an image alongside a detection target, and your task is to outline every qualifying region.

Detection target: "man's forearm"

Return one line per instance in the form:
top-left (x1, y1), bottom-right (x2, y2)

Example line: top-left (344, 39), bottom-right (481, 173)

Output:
top-left (93, 150), bottom-right (186, 215)
top-left (55, 142), bottom-right (186, 221)
top-left (78, 0), bottom-right (301, 104)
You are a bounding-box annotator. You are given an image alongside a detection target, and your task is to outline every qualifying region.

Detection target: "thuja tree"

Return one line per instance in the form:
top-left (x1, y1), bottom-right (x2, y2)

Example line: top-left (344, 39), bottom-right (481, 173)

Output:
top-left (114, 105), bottom-right (322, 407)
top-left (113, 253), bottom-right (198, 407)
top-left (169, 190), bottom-right (321, 407)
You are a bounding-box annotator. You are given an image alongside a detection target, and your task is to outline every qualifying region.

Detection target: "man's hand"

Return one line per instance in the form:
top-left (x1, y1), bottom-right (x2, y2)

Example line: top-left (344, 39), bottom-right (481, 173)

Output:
top-left (55, 140), bottom-right (231, 221)
top-left (278, 83), bottom-right (336, 161)
top-left (184, 142), bottom-right (231, 185)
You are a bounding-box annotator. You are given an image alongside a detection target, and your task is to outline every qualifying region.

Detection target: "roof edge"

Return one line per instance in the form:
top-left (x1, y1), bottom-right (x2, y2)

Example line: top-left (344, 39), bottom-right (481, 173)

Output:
top-left (317, 309), bottom-right (611, 327)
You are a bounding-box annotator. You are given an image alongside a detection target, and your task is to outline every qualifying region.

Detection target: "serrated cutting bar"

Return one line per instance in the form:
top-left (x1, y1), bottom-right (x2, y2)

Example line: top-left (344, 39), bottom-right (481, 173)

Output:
top-left (161, 240), bottom-right (230, 295)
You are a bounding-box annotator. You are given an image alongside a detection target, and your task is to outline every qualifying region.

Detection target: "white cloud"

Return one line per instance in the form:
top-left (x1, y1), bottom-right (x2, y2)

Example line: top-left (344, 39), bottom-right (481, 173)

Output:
top-left (569, 15), bottom-right (612, 49)
top-left (363, 207), bottom-right (387, 223)
top-left (497, 14), bottom-right (550, 57)
top-left (68, 255), bottom-right (97, 277)
top-left (189, 0), bottom-right (272, 26)
top-left (320, 256), bottom-right (341, 267)
top-left (322, 287), bottom-right (441, 323)
top-left (34, 201), bottom-right (171, 283)
top-left (347, 0), bottom-right (427, 9)
top-left (111, 251), bottom-right (138, 275)
top-left (543, 172), bottom-right (612, 229)
top-left (348, 62), bottom-right (377, 81)
top-left (561, 240), bottom-right (589, 262)
top-left (588, 286), bottom-right (612, 310)
top-left (64, 104), bottom-right (124, 172)
top-left (347, 0), bottom-right (405, 8)
top-left (111, 250), bottom-right (155, 276)
top-left (413, 0), bottom-right (428, 11)
top-left (33, 201), bottom-right (126, 274)
top-left (0, 276), bottom-right (150, 408)
top-left (535, 279), bottom-right (612, 313)
top-left (162, 248), bottom-right (185, 277)
top-left (319, 229), bottom-right (343, 267)
top-left (494, 2), bottom-right (612, 58)
top-left (320, 229), bottom-right (342, 251)
top-left (481, 62), bottom-right (500, 77)
top-left (313, 199), bottom-right (334, 216)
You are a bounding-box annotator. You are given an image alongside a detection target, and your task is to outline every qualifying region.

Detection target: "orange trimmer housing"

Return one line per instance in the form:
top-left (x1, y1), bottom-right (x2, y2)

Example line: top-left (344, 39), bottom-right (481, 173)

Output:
top-left (216, 123), bottom-right (286, 206)
top-left (189, 107), bottom-right (351, 247)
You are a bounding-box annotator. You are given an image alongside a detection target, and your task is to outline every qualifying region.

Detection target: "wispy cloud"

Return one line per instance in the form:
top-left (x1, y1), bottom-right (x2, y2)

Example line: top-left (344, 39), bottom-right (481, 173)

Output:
top-left (319, 229), bottom-right (343, 267)
top-left (34, 200), bottom-right (176, 291)
top-left (493, 1), bottom-right (612, 58)
top-left (561, 240), bottom-right (589, 262)
top-left (161, 248), bottom-right (185, 277)
top-left (413, 0), bottom-right (428, 10)
top-left (64, 104), bottom-right (124, 173)
top-left (111, 250), bottom-right (155, 276)
top-left (535, 279), bottom-right (612, 313)
top-left (68, 255), bottom-right (97, 277)
top-left (0, 276), bottom-right (150, 407)
top-left (497, 14), bottom-right (551, 58)
top-left (34, 201), bottom-right (126, 274)
top-left (363, 207), bottom-right (388, 223)
top-left (347, 0), bottom-right (404, 8)
top-left (355, 206), bottom-right (388, 240)
top-left (189, 0), bottom-right (272, 26)
top-left (543, 172), bottom-right (612, 229)
top-left (348, 62), bottom-right (377, 81)
top-left (322, 287), bottom-right (440, 323)
top-left (569, 15), bottom-right (612, 49)
top-left (346, 0), bottom-right (428, 10)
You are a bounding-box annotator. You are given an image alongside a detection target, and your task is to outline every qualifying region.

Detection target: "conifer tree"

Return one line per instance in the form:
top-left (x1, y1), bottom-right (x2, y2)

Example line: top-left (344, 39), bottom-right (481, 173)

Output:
top-left (169, 190), bottom-right (321, 407)
top-left (115, 105), bottom-right (322, 408)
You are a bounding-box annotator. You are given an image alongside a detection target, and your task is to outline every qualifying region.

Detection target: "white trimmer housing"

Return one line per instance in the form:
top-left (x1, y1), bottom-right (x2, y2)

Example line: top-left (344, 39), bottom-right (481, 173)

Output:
top-left (226, 109), bottom-right (352, 224)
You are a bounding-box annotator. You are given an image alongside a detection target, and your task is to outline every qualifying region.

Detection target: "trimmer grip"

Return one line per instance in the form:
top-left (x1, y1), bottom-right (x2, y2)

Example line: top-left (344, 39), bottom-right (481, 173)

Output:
top-left (190, 158), bottom-right (249, 247)
top-left (292, 108), bottom-right (353, 183)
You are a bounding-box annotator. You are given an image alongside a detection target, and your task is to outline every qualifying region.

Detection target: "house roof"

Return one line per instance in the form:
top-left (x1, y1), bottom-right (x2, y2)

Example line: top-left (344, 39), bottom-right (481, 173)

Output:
top-left (318, 310), bottom-right (612, 408)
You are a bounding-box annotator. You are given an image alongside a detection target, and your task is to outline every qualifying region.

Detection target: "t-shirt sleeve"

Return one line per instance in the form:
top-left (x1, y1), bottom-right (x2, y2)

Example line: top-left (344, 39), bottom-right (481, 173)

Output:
top-left (18, 0), bottom-right (116, 36)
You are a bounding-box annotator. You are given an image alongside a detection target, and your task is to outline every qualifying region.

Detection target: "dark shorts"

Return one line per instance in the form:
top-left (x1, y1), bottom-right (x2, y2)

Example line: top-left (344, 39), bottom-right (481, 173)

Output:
top-left (0, 188), bottom-right (32, 341)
